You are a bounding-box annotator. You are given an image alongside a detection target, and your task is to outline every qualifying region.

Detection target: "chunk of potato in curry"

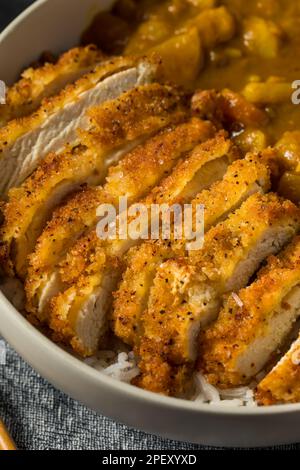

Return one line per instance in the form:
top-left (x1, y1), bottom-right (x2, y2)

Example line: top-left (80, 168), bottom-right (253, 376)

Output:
top-left (83, 0), bottom-right (300, 203)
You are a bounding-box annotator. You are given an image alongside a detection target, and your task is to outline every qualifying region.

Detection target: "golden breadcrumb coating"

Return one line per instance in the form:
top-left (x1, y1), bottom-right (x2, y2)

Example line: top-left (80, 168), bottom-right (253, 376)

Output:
top-left (0, 56), bottom-right (137, 154)
top-left (112, 153), bottom-right (272, 347)
top-left (0, 55), bottom-right (148, 195)
top-left (3, 35), bottom-right (296, 402)
top-left (112, 241), bottom-right (177, 347)
top-left (136, 194), bottom-right (300, 396)
top-left (0, 84), bottom-right (187, 278)
top-left (256, 333), bottom-right (300, 405)
top-left (172, 152), bottom-right (273, 255)
top-left (47, 132), bottom-right (231, 356)
top-left (0, 45), bottom-right (105, 126)
top-left (200, 237), bottom-right (300, 389)
top-left (26, 118), bottom-right (214, 320)
top-left (59, 131), bottom-right (230, 285)
top-left (0, 144), bottom-right (99, 278)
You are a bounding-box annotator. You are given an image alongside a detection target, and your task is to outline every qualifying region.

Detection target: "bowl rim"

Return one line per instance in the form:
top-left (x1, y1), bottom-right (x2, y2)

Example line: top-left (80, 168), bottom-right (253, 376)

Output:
top-left (0, 0), bottom-right (48, 40)
top-left (1, 0), bottom-right (300, 419)
top-left (2, 288), bottom-right (300, 417)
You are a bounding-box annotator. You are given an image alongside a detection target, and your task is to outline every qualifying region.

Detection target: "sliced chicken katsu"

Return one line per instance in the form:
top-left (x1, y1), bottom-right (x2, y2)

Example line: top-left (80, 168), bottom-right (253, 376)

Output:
top-left (200, 237), bottom-right (300, 389)
top-left (0, 45), bottom-right (105, 126)
top-left (0, 56), bottom-right (155, 195)
top-left (136, 193), bottom-right (300, 396)
top-left (59, 132), bottom-right (234, 282)
top-left (256, 333), bottom-right (300, 406)
top-left (47, 133), bottom-right (234, 356)
top-left (0, 84), bottom-right (186, 278)
top-left (26, 118), bottom-right (215, 320)
top-left (113, 154), bottom-right (272, 347)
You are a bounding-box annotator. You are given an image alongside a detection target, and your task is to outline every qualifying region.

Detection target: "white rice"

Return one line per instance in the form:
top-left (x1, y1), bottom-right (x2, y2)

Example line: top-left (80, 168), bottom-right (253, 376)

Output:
top-left (85, 353), bottom-right (257, 407)
top-left (84, 349), bottom-right (140, 383)
top-left (1, 279), bottom-right (257, 406)
top-left (194, 373), bottom-right (257, 407)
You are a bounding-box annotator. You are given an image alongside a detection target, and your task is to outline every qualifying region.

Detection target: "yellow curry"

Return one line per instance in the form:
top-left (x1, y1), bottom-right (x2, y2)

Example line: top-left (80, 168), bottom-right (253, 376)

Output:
top-left (83, 0), bottom-right (300, 202)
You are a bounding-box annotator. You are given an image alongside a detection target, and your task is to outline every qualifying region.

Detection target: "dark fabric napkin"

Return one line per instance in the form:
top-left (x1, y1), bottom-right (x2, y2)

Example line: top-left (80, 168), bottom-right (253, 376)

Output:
top-left (0, 0), bottom-right (299, 450)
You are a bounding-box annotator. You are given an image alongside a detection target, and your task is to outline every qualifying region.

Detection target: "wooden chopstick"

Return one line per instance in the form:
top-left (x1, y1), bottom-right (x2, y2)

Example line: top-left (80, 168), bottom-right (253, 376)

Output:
top-left (0, 419), bottom-right (16, 450)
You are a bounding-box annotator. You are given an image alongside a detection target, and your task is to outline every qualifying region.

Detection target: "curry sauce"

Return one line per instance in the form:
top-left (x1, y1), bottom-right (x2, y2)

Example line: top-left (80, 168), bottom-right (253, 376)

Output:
top-left (82, 0), bottom-right (300, 202)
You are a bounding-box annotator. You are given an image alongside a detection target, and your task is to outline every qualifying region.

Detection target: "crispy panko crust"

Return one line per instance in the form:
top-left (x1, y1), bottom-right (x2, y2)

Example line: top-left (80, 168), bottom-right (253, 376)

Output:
top-left (58, 130), bottom-right (228, 286)
top-left (172, 152), bottom-right (272, 254)
top-left (192, 89), bottom-right (269, 129)
top-left (135, 194), bottom-right (300, 396)
top-left (53, 120), bottom-right (217, 284)
top-left (47, 132), bottom-right (231, 355)
top-left (0, 144), bottom-right (94, 278)
top-left (256, 334), bottom-right (300, 405)
top-left (112, 153), bottom-right (272, 347)
top-left (199, 237), bottom-right (300, 389)
top-left (0, 84), bottom-right (187, 278)
top-left (132, 350), bottom-right (194, 398)
top-left (3, 35), bottom-right (297, 401)
top-left (25, 118), bottom-right (214, 319)
top-left (112, 240), bottom-right (176, 347)
top-left (47, 252), bottom-right (120, 357)
top-left (0, 45), bottom-right (105, 126)
top-left (188, 193), bottom-right (300, 269)
top-left (0, 56), bottom-right (139, 155)
top-left (134, 258), bottom-right (204, 395)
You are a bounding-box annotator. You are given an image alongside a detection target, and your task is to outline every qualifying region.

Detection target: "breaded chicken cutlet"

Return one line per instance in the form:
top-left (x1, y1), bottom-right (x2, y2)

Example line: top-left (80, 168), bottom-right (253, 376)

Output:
top-left (57, 132), bottom-right (234, 285)
top-left (25, 118), bottom-right (215, 321)
top-left (256, 330), bottom-right (300, 405)
top-left (1, 22), bottom-right (299, 404)
top-left (0, 45), bottom-right (105, 126)
top-left (46, 133), bottom-right (235, 356)
top-left (0, 56), bottom-right (156, 195)
top-left (135, 193), bottom-right (300, 396)
top-left (0, 84), bottom-right (187, 278)
top-left (200, 237), bottom-right (300, 389)
top-left (112, 153), bottom-right (272, 347)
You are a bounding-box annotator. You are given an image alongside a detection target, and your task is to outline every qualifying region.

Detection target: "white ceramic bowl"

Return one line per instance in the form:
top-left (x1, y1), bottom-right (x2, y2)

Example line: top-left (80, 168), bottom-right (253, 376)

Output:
top-left (1, 0), bottom-right (300, 448)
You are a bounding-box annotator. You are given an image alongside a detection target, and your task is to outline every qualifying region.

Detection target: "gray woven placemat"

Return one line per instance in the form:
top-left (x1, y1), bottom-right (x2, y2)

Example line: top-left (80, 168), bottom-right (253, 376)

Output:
top-left (0, 0), bottom-right (299, 451)
top-left (1, 340), bottom-right (213, 450)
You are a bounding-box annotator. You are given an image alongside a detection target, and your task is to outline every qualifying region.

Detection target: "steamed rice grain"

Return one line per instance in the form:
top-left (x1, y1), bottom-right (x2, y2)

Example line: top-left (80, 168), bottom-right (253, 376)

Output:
top-left (194, 373), bottom-right (256, 407)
